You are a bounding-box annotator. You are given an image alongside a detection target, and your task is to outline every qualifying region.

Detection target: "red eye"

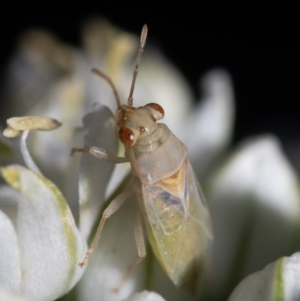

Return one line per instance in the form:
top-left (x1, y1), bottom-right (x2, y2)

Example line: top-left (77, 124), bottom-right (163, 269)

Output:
top-left (119, 127), bottom-right (135, 146)
top-left (145, 103), bottom-right (164, 120)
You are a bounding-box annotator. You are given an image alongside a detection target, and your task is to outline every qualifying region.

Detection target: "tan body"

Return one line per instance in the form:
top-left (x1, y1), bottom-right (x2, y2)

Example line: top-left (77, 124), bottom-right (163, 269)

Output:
top-left (73, 24), bottom-right (212, 294)
top-left (126, 124), bottom-right (211, 291)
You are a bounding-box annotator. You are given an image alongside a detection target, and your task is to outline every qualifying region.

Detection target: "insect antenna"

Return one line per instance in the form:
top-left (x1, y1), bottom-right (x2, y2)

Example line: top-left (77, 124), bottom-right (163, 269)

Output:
top-left (127, 24), bottom-right (148, 106)
top-left (91, 68), bottom-right (121, 109)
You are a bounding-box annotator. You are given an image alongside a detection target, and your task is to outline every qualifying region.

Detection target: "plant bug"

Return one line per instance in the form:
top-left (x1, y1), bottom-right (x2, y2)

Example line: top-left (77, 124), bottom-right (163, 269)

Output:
top-left (72, 24), bottom-right (213, 293)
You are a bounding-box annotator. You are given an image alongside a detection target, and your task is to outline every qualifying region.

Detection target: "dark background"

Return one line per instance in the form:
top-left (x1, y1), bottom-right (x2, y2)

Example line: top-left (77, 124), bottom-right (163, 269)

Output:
top-left (0, 7), bottom-right (299, 148)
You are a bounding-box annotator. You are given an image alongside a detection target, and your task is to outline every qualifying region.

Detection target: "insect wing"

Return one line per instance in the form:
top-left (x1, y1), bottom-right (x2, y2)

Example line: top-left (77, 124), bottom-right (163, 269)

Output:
top-left (141, 158), bottom-right (212, 291)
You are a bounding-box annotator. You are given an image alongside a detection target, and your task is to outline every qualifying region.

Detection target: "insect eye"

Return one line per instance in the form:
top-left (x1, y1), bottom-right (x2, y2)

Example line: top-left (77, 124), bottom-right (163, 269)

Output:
top-left (145, 103), bottom-right (164, 121)
top-left (119, 127), bottom-right (136, 146)
top-left (140, 127), bottom-right (146, 132)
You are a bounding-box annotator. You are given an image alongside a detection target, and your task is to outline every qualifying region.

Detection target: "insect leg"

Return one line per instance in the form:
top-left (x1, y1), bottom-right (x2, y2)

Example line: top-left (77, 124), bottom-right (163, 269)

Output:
top-left (113, 210), bottom-right (146, 293)
top-left (79, 189), bottom-right (132, 267)
top-left (132, 209), bottom-right (147, 268)
top-left (71, 146), bottom-right (128, 163)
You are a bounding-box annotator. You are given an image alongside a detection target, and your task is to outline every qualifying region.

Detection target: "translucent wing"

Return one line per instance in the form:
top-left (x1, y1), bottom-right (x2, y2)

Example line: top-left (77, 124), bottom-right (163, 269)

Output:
top-left (141, 158), bottom-right (212, 292)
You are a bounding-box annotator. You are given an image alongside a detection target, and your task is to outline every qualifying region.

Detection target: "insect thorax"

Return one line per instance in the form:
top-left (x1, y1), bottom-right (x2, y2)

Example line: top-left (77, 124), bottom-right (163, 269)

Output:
top-left (125, 123), bottom-right (187, 184)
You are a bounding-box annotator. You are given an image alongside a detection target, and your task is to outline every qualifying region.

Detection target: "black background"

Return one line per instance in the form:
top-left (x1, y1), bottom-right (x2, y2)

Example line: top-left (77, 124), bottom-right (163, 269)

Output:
top-left (0, 7), bottom-right (299, 147)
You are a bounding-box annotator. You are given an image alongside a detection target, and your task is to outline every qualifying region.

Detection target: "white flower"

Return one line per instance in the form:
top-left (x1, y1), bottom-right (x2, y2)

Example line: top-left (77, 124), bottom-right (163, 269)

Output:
top-left (4, 17), bottom-right (300, 301)
top-left (0, 288), bottom-right (30, 301)
top-left (0, 148), bottom-right (87, 300)
top-left (1, 114), bottom-right (87, 301)
top-left (0, 19), bottom-right (234, 301)
top-left (182, 68), bottom-right (235, 180)
top-left (207, 136), bottom-right (300, 300)
top-left (228, 252), bottom-right (300, 301)
top-left (122, 290), bottom-right (166, 301)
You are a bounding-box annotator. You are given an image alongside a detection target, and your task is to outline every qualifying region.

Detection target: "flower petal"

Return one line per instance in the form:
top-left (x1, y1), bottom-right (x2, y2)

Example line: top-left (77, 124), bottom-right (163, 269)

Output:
top-left (0, 165), bottom-right (87, 301)
top-left (26, 75), bottom-right (85, 196)
top-left (78, 193), bottom-right (145, 301)
top-left (135, 51), bottom-right (194, 136)
top-left (78, 103), bottom-right (119, 239)
top-left (183, 69), bottom-right (235, 179)
top-left (0, 288), bottom-right (30, 301)
top-left (123, 290), bottom-right (166, 301)
top-left (207, 135), bottom-right (300, 299)
top-left (0, 29), bottom-right (75, 120)
top-left (0, 187), bottom-right (21, 293)
top-left (228, 252), bottom-right (300, 301)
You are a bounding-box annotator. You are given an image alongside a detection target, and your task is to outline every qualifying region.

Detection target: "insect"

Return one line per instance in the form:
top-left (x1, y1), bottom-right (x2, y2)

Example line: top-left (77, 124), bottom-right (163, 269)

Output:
top-left (72, 24), bottom-right (213, 293)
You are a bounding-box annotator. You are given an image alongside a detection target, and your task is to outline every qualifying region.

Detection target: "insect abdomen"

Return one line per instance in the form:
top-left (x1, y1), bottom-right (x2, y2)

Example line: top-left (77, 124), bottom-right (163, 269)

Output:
top-left (134, 159), bottom-right (209, 293)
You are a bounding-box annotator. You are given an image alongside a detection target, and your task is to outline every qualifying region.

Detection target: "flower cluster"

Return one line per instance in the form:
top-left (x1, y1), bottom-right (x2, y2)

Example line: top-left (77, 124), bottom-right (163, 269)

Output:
top-left (1, 19), bottom-right (300, 301)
